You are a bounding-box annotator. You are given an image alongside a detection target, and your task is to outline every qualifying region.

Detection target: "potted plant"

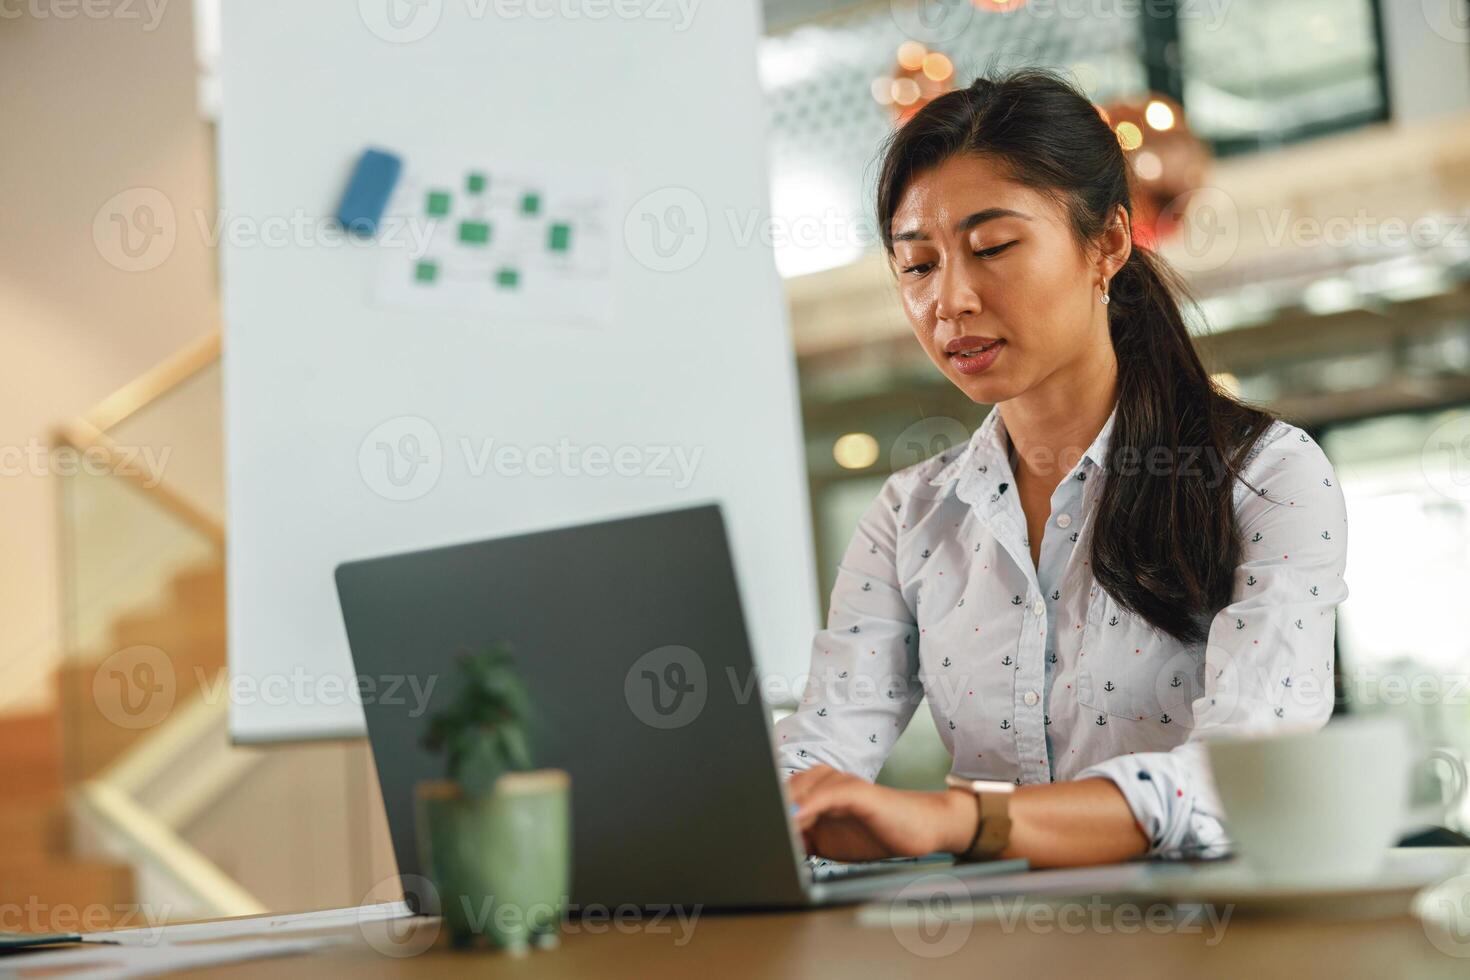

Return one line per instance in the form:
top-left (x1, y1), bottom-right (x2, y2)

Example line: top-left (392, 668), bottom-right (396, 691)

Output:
top-left (415, 643), bottom-right (571, 953)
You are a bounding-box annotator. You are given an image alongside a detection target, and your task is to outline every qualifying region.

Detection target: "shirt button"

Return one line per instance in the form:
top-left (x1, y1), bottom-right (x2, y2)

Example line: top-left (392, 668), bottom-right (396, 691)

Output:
top-left (1032, 599), bottom-right (1045, 617)
top-left (1024, 691), bottom-right (1039, 707)
top-left (1056, 514), bottom-right (1072, 528)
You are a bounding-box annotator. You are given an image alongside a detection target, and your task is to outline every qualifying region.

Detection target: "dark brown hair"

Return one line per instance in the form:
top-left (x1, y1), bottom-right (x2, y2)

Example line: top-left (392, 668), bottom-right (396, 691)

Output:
top-left (876, 68), bottom-right (1275, 644)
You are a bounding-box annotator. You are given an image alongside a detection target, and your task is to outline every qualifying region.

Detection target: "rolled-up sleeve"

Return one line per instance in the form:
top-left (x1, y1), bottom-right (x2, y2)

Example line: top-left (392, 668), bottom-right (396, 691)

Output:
top-left (773, 475), bottom-right (922, 782)
top-left (1078, 425), bottom-right (1349, 857)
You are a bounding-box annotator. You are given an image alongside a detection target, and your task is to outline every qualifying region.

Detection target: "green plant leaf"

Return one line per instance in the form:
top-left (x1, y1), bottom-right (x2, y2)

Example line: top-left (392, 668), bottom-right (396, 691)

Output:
top-left (498, 725), bottom-right (533, 772)
top-left (457, 731), bottom-right (506, 799)
top-left (420, 643), bottom-right (535, 791)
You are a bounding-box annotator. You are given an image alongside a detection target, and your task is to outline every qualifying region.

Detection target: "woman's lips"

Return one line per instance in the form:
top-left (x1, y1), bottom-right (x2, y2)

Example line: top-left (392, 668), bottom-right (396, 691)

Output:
top-left (948, 338), bottom-right (1005, 375)
top-left (944, 335), bottom-right (1000, 354)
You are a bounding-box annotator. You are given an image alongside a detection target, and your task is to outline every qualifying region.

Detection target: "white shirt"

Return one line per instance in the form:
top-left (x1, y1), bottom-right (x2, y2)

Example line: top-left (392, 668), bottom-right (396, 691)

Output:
top-left (774, 402), bottom-right (1348, 858)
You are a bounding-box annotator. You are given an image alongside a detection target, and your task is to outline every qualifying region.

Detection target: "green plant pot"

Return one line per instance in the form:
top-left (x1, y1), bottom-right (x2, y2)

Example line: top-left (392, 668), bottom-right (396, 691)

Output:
top-left (414, 770), bottom-right (571, 951)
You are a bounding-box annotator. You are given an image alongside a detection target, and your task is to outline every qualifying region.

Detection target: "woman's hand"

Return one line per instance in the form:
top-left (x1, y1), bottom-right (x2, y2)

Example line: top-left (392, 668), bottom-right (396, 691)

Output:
top-left (788, 765), bottom-right (977, 862)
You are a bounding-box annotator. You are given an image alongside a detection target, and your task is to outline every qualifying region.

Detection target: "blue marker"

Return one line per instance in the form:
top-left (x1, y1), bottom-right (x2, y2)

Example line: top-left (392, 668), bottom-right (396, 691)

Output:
top-left (335, 148), bottom-right (402, 237)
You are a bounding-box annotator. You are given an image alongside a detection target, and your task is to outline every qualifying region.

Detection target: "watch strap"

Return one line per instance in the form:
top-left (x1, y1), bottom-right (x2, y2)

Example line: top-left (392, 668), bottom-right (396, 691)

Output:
top-left (945, 775), bottom-right (1015, 862)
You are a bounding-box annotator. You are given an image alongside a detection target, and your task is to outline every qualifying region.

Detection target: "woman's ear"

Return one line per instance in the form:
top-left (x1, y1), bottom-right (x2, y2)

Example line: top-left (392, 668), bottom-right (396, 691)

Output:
top-left (1098, 204), bottom-right (1132, 283)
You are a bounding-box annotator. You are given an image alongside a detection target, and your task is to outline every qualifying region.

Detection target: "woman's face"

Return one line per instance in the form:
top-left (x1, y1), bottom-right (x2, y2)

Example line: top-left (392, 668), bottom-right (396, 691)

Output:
top-left (888, 153), bottom-right (1121, 405)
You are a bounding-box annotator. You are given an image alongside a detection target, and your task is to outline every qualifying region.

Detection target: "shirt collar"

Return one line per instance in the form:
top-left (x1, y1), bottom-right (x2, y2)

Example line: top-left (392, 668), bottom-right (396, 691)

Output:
top-left (1080, 399), bottom-right (1119, 470)
top-left (927, 399), bottom-right (1119, 491)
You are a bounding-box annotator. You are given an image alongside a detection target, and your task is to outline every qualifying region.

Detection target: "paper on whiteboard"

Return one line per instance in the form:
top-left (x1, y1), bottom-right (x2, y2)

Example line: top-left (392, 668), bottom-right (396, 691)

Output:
top-left (372, 159), bottom-right (613, 325)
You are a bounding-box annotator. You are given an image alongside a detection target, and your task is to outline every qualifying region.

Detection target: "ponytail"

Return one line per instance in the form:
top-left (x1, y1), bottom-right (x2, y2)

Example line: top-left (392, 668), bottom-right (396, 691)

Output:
top-left (1092, 247), bottom-right (1273, 642)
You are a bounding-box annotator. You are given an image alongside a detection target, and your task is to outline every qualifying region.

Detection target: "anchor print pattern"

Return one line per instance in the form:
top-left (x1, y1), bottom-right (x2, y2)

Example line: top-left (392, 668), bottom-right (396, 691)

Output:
top-left (773, 406), bottom-right (1347, 863)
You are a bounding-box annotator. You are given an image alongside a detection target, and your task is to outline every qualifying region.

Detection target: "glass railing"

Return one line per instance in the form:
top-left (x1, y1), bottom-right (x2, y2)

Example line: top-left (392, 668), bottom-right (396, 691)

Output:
top-left (55, 346), bottom-right (225, 785)
top-left (50, 336), bottom-right (402, 919)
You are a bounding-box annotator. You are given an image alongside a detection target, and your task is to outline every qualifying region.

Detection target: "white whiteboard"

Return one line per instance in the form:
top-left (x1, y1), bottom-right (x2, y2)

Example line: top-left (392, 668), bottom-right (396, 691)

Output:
top-left (217, 0), bottom-right (817, 742)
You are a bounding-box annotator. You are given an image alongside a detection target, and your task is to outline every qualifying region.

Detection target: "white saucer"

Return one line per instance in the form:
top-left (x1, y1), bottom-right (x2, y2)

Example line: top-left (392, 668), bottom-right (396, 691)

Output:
top-left (1152, 848), bottom-right (1470, 918)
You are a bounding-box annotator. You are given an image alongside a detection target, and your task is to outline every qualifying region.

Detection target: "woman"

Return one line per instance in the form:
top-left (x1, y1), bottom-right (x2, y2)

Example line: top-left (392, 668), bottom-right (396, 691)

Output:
top-left (777, 69), bottom-right (1348, 869)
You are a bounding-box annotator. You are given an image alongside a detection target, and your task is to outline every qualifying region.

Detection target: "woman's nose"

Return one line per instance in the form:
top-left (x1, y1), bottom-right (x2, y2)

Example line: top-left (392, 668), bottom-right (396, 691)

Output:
top-left (934, 264), bottom-right (981, 324)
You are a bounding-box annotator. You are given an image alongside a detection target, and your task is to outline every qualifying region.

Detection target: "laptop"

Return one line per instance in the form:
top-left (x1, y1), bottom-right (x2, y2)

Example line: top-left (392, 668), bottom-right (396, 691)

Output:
top-left (334, 503), bottom-right (1027, 911)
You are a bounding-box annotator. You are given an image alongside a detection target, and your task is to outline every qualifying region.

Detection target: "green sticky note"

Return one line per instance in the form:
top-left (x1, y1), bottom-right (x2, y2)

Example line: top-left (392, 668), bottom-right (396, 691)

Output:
top-left (459, 221), bottom-right (490, 245)
top-left (426, 190), bottom-right (451, 217)
top-left (496, 267), bottom-right (519, 288)
top-left (467, 172), bottom-right (486, 194)
top-left (521, 192), bottom-right (541, 215)
top-left (548, 223), bottom-right (571, 252)
top-left (415, 260), bottom-right (438, 283)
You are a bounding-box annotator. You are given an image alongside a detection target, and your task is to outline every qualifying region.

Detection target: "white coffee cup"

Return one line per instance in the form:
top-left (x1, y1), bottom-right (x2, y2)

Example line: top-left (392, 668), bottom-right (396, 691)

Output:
top-left (1205, 715), bottom-right (1467, 885)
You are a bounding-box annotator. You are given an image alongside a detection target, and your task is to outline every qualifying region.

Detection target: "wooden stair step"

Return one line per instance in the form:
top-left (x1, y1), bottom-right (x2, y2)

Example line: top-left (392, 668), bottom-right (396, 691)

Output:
top-left (0, 712), bottom-right (63, 796)
top-left (0, 712), bottom-right (61, 762)
top-left (0, 859), bottom-right (135, 930)
top-left (106, 615), bottom-right (226, 656)
top-left (0, 797), bottom-right (69, 857)
top-left (55, 647), bottom-right (217, 778)
top-left (59, 647), bottom-right (226, 704)
top-left (53, 689), bottom-right (212, 780)
top-left (54, 627), bottom-right (226, 782)
top-left (168, 565), bottom-right (226, 607)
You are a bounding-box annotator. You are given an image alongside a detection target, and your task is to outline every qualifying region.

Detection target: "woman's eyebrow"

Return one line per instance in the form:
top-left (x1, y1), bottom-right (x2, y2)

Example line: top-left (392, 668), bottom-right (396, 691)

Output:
top-left (892, 207), bottom-right (1032, 243)
top-left (956, 207), bottom-right (1032, 232)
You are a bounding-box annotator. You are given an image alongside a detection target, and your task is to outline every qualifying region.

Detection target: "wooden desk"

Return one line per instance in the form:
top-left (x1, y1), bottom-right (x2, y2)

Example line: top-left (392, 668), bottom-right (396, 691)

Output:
top-left (17, 852), bottom-right (1470, 978)
top-left (138, 893), bottom-right (1470, 979)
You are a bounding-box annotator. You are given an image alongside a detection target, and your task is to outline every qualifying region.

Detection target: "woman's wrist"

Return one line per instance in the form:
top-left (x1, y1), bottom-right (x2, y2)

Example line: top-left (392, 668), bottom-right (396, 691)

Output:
top-left (938, 787), bottom-right (982, 854)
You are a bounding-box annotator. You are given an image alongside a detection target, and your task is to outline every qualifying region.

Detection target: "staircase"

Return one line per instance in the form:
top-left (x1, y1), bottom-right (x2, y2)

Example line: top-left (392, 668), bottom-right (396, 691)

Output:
top-left (0, 557), bottom-right (232, 933)
top-left (58, 562), bottom-right (228, 781)
top-left (3, 332), bottom-right (397, 929)
top-left (0, 711), bottom-right (135, 932)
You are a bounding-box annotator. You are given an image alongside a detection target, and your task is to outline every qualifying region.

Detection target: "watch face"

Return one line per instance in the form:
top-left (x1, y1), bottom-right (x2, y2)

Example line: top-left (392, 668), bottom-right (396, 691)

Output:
top-left (945, 775), bottom-right (1015, 795)
top-left (971, 779), bottom-right (1016, 794)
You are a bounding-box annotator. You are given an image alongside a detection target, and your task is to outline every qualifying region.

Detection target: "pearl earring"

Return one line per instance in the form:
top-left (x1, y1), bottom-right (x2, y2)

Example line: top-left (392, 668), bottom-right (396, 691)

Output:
top-left (1100, 281), bottom-right (1110, 305)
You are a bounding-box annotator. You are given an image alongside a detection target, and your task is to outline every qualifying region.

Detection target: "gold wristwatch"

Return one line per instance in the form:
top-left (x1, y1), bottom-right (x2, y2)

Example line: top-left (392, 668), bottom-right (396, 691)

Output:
top-left (944, 774), bottom-right (1015, 862)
